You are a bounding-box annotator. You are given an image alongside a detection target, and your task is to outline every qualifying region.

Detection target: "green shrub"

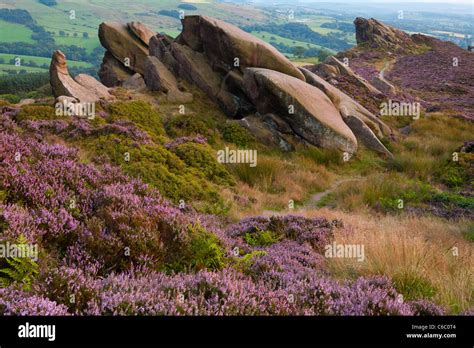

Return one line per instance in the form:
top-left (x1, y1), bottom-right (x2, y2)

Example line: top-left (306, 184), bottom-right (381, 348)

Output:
top-left (173, 142), bottom-right (235, 186)
top-left (16, 105), bottom-right (56, 122)
top-left (432, 192), bottom-right (474, 210)
top-left (437, 153), bottom-right (473, 189)
top-left (233, 250), bottom-right (267, 272)
top-left (165, 114), bottom-right (217, 142)
top-left (0, 94), bottom-right (20, 104)
top-left (167, 224), bottom-right (226, 272)
top-left (220, 122), bottom-right (255, 147)
top-left (108, 101), bottom-right (165, 140)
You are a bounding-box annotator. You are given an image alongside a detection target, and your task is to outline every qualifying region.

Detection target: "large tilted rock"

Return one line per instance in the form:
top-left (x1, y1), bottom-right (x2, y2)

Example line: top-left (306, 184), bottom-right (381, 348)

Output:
top-left (50, 50), bottom-right (113, 103)
top-left (178, 16), bottom-right (305, 81)
top-left (244, 68), bottom-right (357, 153)
top-left (98, 51), bottom-right (134, 87)
top-left (98, 22), bottom-right (149, 75)
top-left (299, 67), bottom-right (392, 156)
top-left (128, 21), bottom-right (156, 46)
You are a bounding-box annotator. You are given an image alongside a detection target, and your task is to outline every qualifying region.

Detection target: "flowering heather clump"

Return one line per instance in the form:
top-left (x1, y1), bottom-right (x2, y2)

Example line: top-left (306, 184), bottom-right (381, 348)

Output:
top-left (90, 269), bottom-right (292, 315)
top-left (227, 215), bottom-right (334, 251)
top-left (21, 117), bottom-right (151, 143)
top-left (164, 135), bottom-right (208, 149)
top-left (408, 299), bottom-right (446, 316)
top-left (0, 287), bottom-right (70, 316)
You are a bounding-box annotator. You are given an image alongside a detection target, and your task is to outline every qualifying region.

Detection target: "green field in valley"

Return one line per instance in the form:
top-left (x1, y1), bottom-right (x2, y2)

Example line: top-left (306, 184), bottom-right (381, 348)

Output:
top-left (0, 19), bottom-right (36, 44)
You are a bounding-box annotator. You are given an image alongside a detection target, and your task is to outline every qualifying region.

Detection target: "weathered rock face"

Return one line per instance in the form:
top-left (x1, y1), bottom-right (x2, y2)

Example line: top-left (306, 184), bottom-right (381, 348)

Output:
top-left (50, 50), bottom-right (113, 103)
top-left (98, 22), bottom-right (149, 75)
top-left (354, 17), bottom-right (417, 52)
top-left (244, 68), bottom-right (358, 153)
top-left (74, 74), bottom-right (114, 100)
top-left (299, 67), bottom-right (390, 134)
top-left (98, 51), bottom-right (134, 87)
top-left (168, 42), bottom-right (240, 114)
top-left (128, 21), bottom-right (155, 46)
top-left (306, 55), bottom-right (386, 115)
top-left (239, 114), bottom-right (298, 152)
top-left (144, 56), bottom-right (193, 103)
top-left (299, 67), bottom-right (392, 156)
top-left (178, 16), bottom-right (305, 81)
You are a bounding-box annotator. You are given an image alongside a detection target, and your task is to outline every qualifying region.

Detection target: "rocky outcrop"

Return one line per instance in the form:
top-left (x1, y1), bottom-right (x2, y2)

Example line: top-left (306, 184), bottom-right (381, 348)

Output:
top-left (90, 15), bottom-right (393, 155)
top-left (50, 50), bottom-right (113, 103)
top-left (299, 67), bottom-right (392, 156)
top-left (122, 73), bottom-right (146, 91)
top-left (244, 68), bottom-right (358, 153)
top-left (354, 17), bottom-right (417, 53)
top-left (98, 22), bottom-right (149, 75)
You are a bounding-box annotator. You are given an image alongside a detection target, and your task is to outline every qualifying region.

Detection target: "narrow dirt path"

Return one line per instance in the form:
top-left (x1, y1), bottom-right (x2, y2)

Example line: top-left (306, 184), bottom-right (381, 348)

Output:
top-left (305, 177), bottom-right (364, 207)
top-left (262, 176), bottom-right (365, 216)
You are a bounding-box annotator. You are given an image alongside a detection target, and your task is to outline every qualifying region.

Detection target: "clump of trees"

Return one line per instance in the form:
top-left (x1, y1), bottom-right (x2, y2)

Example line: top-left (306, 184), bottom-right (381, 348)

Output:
top-left (38, 0), bottom-right (57, 6)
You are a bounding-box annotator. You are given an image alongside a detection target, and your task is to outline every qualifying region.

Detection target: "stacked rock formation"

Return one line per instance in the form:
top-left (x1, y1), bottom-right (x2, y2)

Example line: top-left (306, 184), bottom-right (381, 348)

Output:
top-left (51, 16), bottom-right (393, 156)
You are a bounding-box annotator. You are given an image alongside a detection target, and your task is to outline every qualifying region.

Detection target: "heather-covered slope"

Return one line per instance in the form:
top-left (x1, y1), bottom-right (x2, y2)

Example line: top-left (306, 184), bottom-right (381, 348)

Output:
top-left (0, 105), bottom-right (445, 315)
top-left (330, 17), bottom-right (474, 121)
